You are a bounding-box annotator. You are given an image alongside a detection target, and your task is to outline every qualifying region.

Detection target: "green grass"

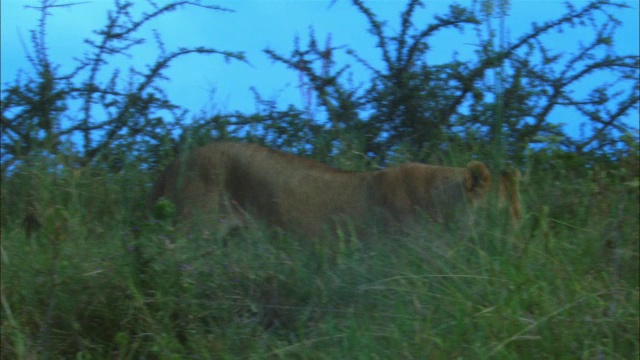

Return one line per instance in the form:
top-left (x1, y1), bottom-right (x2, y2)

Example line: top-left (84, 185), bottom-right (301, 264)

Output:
top-left (1, 161), bottom-right (638, 359)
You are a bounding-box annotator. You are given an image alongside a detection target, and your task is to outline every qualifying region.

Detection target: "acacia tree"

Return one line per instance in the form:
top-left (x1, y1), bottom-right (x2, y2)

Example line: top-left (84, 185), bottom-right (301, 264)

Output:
top-left (468, 0), bottom-right (638, 161)
top-left (1, 0), bottom-right (245, 172)
top-left (2, 0), bottom-right (637, 172)
top-left (260, 0), bottom-right (638, 165)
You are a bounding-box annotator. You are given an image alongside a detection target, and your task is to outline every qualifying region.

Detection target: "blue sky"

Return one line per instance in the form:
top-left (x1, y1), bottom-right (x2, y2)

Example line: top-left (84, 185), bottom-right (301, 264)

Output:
top-left (2, 0), bottom-right (638, 138)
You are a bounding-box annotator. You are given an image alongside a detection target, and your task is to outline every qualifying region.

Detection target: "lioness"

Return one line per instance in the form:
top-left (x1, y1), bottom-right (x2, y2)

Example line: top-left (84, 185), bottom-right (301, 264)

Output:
top-left (149, 142), bottom-right (521, 237)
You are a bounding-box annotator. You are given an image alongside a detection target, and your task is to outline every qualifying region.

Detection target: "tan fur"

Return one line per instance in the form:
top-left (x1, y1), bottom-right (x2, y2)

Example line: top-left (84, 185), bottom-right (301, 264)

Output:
top-left (149, 142), bottom-right (518, 237)
top-left (499, 167), bottom-right (523, 224)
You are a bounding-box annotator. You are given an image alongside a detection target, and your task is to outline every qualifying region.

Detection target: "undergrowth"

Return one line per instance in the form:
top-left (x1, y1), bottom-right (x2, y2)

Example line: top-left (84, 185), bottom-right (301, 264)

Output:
top-left (1, 157), bottom-right (638, 359)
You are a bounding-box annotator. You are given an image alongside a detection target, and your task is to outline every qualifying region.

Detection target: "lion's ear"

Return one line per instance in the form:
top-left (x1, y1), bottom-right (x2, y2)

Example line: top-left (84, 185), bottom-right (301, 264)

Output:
top-left (464, 161), bottom-right (491, 194)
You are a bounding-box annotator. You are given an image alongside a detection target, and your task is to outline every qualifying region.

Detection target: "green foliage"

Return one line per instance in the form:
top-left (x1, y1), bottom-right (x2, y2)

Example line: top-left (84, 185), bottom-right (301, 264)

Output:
top-left (1, 147), bottom-right (638, 358)
top-left (151, 197), bottom-right (177, 223)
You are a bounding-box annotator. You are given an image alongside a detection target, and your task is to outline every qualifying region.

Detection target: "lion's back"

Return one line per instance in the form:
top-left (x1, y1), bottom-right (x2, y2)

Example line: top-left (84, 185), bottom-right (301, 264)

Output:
top-left (149, 142), bottom-right (371, 235)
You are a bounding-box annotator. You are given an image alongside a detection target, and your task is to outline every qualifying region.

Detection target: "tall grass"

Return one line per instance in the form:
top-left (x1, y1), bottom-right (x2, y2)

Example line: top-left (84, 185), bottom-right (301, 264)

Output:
top-left (1, 155), bottom-right (638, 359)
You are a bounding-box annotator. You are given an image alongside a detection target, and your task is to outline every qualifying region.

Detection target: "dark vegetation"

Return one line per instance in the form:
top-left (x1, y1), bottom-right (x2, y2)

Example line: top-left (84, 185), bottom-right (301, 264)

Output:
top-left (1, 0), bottom-right (638, 358)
